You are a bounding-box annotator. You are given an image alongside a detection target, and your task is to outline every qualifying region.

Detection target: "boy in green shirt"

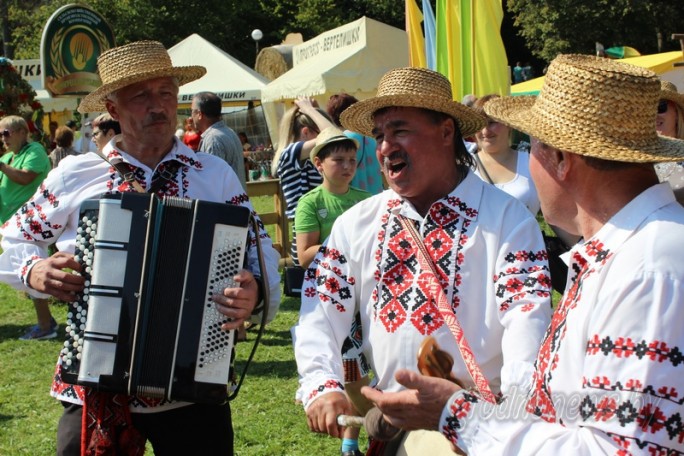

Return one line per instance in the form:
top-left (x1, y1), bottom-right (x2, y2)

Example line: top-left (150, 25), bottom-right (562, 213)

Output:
top-left (294, 127), bottom-right (371, 456)
top-left (295, 127), bottom-right (370, 268)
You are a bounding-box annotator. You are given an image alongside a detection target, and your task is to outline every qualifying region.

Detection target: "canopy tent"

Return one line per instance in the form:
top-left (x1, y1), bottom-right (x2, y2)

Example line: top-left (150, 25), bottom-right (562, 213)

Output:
top-left (261, 17), bottom-right (408, 144)
top-left (511, 50), bottom-right (684, 95)
top-left (35, 89), bottom-right (78, 112)
top-left (168, 34), bottom-right (272, 147)
top-left (168, 33), bottom-right (269, 107)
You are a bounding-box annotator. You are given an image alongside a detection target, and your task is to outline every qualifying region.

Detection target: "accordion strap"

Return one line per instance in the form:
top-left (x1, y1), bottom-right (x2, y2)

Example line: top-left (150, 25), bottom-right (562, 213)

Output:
top-left (399, 215), bottom-right (497, 404)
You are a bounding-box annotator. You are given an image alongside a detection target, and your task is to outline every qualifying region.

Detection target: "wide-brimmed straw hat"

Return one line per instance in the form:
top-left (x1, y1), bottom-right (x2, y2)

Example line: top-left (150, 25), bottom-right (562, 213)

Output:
top-left (340, 67), bottom-right (486, 138)
top-left (78, 41), bottom-right (206, 113)
top-left (660, 80), bottom-right (684, 114)
top-left (484, 54), bottom-right (684, 163)
top-left (310, 127), bottom-right (359, 161)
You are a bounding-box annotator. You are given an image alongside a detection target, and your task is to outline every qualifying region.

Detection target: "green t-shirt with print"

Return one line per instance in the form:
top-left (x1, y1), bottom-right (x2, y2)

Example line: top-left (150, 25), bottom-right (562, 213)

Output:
top-left (295, 186), bottom-right (371, 241)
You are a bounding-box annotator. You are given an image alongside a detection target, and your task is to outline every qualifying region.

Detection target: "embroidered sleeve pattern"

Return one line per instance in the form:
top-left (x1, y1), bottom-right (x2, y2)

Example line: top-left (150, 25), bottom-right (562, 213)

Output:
top-left (495, 248), bottom-right (551, 313)
top-left (20, 255), bottom-right (42, 286)
top-left (12, 183), bottom-right (63, 242)
top-left (306, 379), bottom-right (345, 404)
top-left (581, 336), bottom-right (684, 453)
top-left (309, 247), bottom-right (354, 313)
top-left (441, 391), bottom-right (480, 447)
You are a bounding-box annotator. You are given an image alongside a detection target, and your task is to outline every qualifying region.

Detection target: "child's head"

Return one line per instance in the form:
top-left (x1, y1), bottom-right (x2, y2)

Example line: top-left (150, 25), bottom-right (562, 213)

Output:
top-left (310, 127), bottom-right (359, 187)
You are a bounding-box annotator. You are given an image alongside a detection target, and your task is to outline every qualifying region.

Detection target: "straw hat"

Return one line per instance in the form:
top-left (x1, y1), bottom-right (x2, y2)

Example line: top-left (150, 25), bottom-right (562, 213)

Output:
top-left (660, 80), bottom-right (684, 114)
top-left (340, 67), bottom-right (486, 138)
top-left (78, 41), bottom-right (206, 113)
top-left (310, 127), bottom-right (359, 161)
top-left (484, 54), bottom-right (684, 163)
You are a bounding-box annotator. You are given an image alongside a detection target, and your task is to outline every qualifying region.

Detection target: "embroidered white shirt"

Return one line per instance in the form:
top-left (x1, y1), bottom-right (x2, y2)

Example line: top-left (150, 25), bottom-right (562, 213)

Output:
top-left (293, 170), bottom-right (552, 408)
top-left (441, 183), bottom-right (684, 455)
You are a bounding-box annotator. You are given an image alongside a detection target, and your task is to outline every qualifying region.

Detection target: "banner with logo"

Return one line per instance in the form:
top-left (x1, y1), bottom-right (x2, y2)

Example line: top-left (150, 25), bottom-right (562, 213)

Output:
top-left (40, 4), bottom-right (115, 97)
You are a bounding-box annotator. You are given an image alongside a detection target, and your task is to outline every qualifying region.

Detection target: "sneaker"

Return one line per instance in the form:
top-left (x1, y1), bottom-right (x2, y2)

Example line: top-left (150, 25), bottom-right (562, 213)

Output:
top-left (341, 451), bottom-right (364, 456)
top-left (19, 317), bottom-right (58, 340)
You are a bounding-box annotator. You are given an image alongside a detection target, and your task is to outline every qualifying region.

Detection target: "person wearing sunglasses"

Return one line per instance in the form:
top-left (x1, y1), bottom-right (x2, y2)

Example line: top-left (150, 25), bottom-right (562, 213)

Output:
top-left (0, 115), bottom-right (53, 340)
top-left (0, 115), bottom-right (51, 224)
top-left (89, 113), bottom-right (121, 152)
top-left (654, 80), bottom-right (684, 204)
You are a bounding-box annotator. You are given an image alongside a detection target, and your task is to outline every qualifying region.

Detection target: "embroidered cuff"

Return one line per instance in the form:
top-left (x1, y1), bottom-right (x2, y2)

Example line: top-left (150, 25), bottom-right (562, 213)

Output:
top-left (20, 255), bottom-right (42, 287)
top-left (439, 390), bottom-right (480, 448)
top-left (303, 379), bottom-right (345, 410)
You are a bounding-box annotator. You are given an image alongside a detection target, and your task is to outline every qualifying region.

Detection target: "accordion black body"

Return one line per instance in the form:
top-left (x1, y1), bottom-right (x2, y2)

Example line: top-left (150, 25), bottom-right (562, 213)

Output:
top-left (60, 192), bottom-right (250, 404)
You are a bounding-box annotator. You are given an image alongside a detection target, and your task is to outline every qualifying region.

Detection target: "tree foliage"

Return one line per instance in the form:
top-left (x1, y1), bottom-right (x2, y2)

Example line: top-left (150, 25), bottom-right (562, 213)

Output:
top-left (1, 0), bottom-right (681, 69)
top-left (1, 0), bottom-right (402, 66)
top-left (507, 0), bottom-right (684, 62)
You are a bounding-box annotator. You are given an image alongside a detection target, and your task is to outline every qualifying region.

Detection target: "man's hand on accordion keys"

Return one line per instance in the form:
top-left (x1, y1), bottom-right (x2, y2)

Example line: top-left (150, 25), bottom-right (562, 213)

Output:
top-left (27, 252), bottom-right (85, 302)
top-left (212, 269), bottom-right (259, 331)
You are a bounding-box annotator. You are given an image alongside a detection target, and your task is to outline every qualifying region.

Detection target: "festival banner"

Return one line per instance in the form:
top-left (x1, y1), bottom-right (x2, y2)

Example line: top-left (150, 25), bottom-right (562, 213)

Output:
top-left (40, 4), bottom-right (115, 97)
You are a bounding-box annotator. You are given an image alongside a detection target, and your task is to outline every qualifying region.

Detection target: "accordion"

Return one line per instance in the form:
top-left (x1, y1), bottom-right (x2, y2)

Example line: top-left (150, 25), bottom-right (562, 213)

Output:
top-left (60, 192), bottom-right (251, 404)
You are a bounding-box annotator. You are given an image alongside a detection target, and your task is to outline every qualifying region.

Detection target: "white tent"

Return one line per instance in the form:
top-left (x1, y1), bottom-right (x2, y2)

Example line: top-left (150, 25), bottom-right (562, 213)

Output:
top-left (261, 17), bottom-right (408, 144)
top-left (168, 33), bottom-right (269, 106)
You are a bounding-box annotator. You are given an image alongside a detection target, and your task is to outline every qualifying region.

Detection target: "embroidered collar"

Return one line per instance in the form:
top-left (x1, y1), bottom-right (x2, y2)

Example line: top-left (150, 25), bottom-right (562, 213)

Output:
top-left (104, 136), bottom-right (204, 171)
top-left (390, 169), bottom-right (483, 222)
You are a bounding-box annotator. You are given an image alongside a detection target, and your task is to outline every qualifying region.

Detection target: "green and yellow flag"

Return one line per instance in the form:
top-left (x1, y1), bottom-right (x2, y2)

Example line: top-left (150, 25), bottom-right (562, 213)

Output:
top-left (436, 0), bottom-right (509, 100)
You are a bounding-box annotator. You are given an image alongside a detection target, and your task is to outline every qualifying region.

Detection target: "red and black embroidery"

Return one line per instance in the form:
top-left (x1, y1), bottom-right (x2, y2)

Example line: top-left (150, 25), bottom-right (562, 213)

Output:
top-left (610, 432), bottom-right (684, 455)
top-left (307, 379), bottom-right (344, 402)
top-left (304, 246), bottom-right (353, 313)
top-left (19, 255), bottom-right (42, 285)
top-left (583, 376), bottom-right (684, 405)
top-left (527, 240), bottom-right (612, 422)
top-left (229, 193), bottom-right (249, 206)
top-left (175, 152), bottom-right (203, 169)
top-left (579, 394), bottom-right (684, 442)
top-left (15, 193), bottom-right (64, 241)
top-left (441, 392), bottom-right (480, 446)
top-left (586, 335), bottom-right (684, 367)
top-left (372, 198), bottom-right (472, 334)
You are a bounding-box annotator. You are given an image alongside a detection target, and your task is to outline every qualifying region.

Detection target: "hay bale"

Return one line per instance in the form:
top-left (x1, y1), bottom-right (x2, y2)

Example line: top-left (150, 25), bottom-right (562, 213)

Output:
top-left (255, 44), bottom-right (294, 81)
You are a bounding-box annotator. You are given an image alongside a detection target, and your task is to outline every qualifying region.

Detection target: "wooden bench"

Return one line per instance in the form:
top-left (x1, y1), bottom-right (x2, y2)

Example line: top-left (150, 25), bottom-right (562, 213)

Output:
top-left (246, 178), bottom-right (290, 268)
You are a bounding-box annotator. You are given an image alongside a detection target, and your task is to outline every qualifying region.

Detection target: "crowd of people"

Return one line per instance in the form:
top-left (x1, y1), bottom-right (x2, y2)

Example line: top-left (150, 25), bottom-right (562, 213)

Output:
top-left (0, 38), bottom-right (683, 456)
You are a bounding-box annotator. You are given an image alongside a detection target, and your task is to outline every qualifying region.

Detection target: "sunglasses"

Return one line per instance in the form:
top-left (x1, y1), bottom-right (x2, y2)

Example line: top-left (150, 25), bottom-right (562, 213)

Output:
top-left (1, 129), bottom-right (11, 137)
top-left (658, 100), bottom-right (670, 114)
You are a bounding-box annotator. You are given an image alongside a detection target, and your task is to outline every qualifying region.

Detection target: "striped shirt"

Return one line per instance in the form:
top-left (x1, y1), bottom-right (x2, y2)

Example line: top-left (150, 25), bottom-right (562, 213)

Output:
top-left (275, 141), bottom-right (322, 219)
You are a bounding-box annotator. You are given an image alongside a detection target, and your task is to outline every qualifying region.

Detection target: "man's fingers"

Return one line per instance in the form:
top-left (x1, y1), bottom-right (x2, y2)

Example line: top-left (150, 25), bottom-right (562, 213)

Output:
top-left (361, 385), bottom-right (383, 403)
top-left (394, 369), bottom-right (424, 389)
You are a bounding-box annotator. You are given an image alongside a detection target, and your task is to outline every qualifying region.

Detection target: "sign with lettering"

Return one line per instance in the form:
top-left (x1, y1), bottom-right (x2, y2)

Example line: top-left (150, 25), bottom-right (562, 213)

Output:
top-left (292, 19), bottom-right (365, 66)
top-left (14, 59), bottom-right (42, 85)
top-left (40, 4), bottom-right (115, 97)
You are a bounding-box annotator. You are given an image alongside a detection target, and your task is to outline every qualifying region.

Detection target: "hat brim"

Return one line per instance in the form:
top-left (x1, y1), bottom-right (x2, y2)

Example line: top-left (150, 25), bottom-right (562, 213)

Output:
top-left (485, 96), bottom-right (684, 163)
top-left (661, 90), bottom-right (684, 116)
top-left (340, 94), bottom-right (486, 138)
top-left (78, 65), bottom-right (206, 113)
top-left (310, 135), bottom-right (359, 161)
